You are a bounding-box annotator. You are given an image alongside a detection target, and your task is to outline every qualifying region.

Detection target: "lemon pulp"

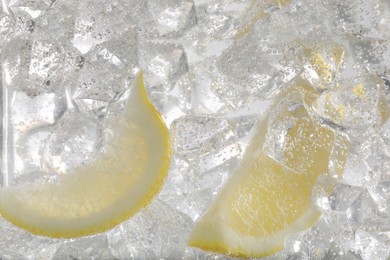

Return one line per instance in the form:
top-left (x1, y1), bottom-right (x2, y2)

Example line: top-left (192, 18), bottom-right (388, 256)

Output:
top-left (0, 72), bottom-right (171, 238)
top-left (188, 83), bottom-right (346, 258)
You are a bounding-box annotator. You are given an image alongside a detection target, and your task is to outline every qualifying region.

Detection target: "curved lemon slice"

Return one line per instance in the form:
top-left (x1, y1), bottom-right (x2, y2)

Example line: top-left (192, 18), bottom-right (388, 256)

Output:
top-left (188, 85), bottom-right (345, 258)
top-left (0, 72), bottom-right (171, 238)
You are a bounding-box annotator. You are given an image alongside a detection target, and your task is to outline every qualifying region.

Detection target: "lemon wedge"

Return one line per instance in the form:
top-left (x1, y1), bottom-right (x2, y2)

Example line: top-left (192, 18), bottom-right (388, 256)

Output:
top-left (188, 84), bottom-right (345, 258)
top-left (0, 72), bottom-right (171, 238)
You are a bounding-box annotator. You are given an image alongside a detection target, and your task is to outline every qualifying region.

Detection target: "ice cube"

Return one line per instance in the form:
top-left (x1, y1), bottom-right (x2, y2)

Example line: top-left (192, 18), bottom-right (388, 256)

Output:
top-left (300, 40), bottom-right (347, 91)
top-left (355, 228), bottom-right (390, 260)
top-left (107, 199), bottom-right (192, 259)
top-left (281, 0), bottom-right (330, 40)
top-left (11, 91), bottom-right (65, 134)
top-left (350, 38), bottom-right (390, 80)
top-left (140, 41), bottom-right (189, 91)
top-left (283, 219), bottom-right (335, 259)
top-left (212, 20), bottom-right (301, 110)
top-left (312, 76), bottom-right (390, 132)
top-left (0, 220), bottom-right (60, 259)
top-left (33, 0), bottom-right (79, 41)
top-left (2, 38), bottom-right (83, 96)
top-left (0, 13), bottom-right (13, 48)
top-left (145, 0), bottom-right (196, 37)
top-left (346, 190), bottom-right (378, 229)
top-left (159, 158), bottom-right (232, 221)
top-left (29, 40), bottom-right (83, 91)
top-left (53, 235), bottom-right (114, 260)
top-left (324, 0), bottom-right (390, 38)
top-left (171, 115), bottom-right (240, 172)
top-left (2, 38), bottom-right (33, 93)
top-left (368, 181), bottom-right (390, 212)
top-left (72, 0), bottom-right (141, 53)
top-left (328, 183), bottom-right (364, 212)
top-left (42, 111), bottom-right (100, 174)
top-left (73, 42), bottom-right (132, 102)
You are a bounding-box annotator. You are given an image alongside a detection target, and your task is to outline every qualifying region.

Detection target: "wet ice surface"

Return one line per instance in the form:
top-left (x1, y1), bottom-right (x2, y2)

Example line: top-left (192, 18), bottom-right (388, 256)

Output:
top-left (1, 0), bottom-right (390, 259)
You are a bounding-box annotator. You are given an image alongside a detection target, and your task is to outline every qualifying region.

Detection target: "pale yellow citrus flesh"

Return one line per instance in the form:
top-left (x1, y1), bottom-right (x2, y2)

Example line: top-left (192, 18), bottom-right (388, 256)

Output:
top-left (188, 84), bottom-right (342, 258)
top-left (0, 72), bottom-right (171, 238)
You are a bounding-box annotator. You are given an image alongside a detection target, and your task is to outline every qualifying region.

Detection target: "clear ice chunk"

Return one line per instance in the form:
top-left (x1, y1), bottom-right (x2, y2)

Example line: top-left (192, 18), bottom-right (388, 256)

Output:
top-left (107, 199), bottom-right (192, 259)
top-left (2, 37), bottom-right (83, 96)
top-left (146, 0), bottom-right (196, 37)
top-left (324, 0), bottom-right (390, 38)
top-left (73, 44), bottom-right (131, 102)
top-left (328, 183), bottom-right (363, 212)
top-left (312, 76), bottom-right (390, 132)
top-left (212, 19), bottom-right (301, 110)
top-left (72, 0), bottom-right (140, 53)
top-left (350, 38), bottom-right (390, 79)
top-left (53, 236), bottom-right (114, 260)
top-left (355, 227), bottom-right (390, 260)
top-left (42, 111), bottom-right (100, 174)
top-left (159, 158), bottom-right (232, 221)
top-left (171, 115), bottom-right (240, 172)
top-left (300, 40), bottom-right (347, 91)
top-left (140, 41), bottom-right (188, 91)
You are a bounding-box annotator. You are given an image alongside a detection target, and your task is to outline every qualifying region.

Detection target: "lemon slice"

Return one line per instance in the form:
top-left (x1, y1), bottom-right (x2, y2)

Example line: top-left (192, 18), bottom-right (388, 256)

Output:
top-left (0, 72), bottom-right (171, 238)
top-left (188, 85), bottom-right (345, 258)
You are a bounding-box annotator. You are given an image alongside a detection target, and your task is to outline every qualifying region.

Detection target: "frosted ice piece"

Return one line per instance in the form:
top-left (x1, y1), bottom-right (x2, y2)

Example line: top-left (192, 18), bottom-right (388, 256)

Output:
top-left (146, 0), bottom-right (196, 36)
top-left (350, 38), bottom-right (390, 79)
top-left (32, 0), bottom-right (79, 40)
top-left (73, 42), bottom-right (133, 102)
top-left (171, 115), bottom-right (240, 172)
top-left (184, 246), bottom-right (237, 260)
top-left (159, 158), bottom-right (230, 221)
top-left (2, 38), bottom-right (83, 96)
top-left (199, 12), bottom-right (233, 36)
top-left (324, 0), bottom-right (390, 38)
top-left (4, 91), bottom-right (65, 183)
top-left (328, 183), bottom-right (363, 212)
top-left (11, 91), bottom-right (65, 134)
top-left (350, 38), bottom-right (390, 77)
top-left (2, 38), bottom-right (33, 93)
top-left (211, 74), bottom-right (256, 111)
top-left (107, 199), bottom-right (192, 259)
top-left (355, 228), bottom-right (390, 260)
top-left (0, 250), bottom-right (28, 260)
top-left (140, 42), bottom-right (188, 91)
top-left (368, 181), bottom-right (390, 212)
top-left (283, 219), bottom-right (334, 259)
top-left (312, 76), bottom-right (390, 131)
top-left (342, 153), bottom-right (369, 187)
top-left (346, 190), bottom-right (378, 228)
top-left (0, 13), bottom-right (13, 48)
top-left (53, 236), bottom-right (114, 260)
top-left (42, 111), bottom-right (100, 174)
top-left (11, 9), bottom-right (35, 35)
top-left (8, 0), bottom-right (58, 10)
top-left (0, 220), bottom-right (60, 259)
top-left (281, 0), bottom-right (329, 39)
top-left (72, 0), bottom-right (140, 53)
top-left (29, 40), bottom-right (83, 90)
top-left (213, 21), bottom-right (301, 109)
top-left (379, 120), bottom-right (390, 151)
